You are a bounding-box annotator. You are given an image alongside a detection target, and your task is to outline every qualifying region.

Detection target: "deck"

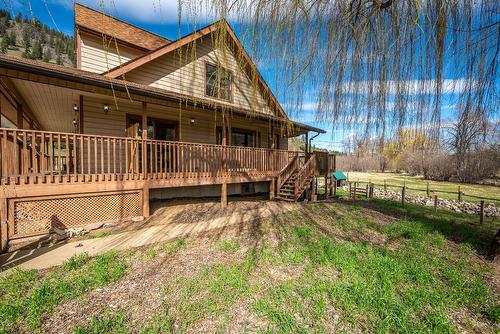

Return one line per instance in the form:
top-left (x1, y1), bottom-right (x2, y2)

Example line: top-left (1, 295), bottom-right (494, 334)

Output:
top-left (0, 128), bottom-right (298, 246)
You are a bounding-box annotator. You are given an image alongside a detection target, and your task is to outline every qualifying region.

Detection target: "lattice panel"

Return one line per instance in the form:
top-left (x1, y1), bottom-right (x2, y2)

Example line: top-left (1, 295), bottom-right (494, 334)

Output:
top-left (12, 191), bottom-right (142, 237)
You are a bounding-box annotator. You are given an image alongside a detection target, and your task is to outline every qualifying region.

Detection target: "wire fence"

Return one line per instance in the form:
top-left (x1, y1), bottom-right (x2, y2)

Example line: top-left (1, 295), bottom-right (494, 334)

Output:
top-left (345, 180), bottom-right (499, 224)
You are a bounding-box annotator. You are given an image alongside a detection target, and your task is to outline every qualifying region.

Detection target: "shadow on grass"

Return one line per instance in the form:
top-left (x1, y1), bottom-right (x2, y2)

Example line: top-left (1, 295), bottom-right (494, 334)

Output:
top-left (340, 197), bottom-right (499, 256)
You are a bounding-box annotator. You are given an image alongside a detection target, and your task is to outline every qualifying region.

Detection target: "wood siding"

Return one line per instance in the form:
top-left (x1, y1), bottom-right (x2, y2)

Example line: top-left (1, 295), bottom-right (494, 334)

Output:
top-left (125, 37), bottom-right (275, 116)
top-left (79, 33), bottom-right (144, 73)
top-left (82, 95), bottom-right (286, 149)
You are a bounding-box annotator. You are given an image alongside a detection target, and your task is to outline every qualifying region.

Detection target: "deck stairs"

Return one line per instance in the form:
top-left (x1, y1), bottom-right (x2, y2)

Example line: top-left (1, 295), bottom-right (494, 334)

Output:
top-left (275, 154), bottom-right (316, 202)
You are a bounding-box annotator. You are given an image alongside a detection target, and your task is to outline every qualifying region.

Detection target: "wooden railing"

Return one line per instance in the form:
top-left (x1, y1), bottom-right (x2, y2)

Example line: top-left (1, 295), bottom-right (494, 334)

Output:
top-left (277, 154), bottom-right (299, 190)
top-left (294, 154), bottom-right (317, 198)
top-left (0, 128), bottom-right (297, 186)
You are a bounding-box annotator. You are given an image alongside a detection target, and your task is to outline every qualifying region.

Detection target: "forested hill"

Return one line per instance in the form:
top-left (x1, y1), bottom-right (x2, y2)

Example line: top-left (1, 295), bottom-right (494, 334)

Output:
top-left (0, 9), bottom-right (74, 67)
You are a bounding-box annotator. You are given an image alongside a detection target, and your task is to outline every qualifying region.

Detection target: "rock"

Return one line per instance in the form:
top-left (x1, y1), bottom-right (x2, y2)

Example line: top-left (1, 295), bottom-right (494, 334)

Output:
top-left (83, 222), bottom-right (104, 232)
top-left (102, 222), bottom-right (118, 228)
top-left (131, 216), bottom-right (145, 222)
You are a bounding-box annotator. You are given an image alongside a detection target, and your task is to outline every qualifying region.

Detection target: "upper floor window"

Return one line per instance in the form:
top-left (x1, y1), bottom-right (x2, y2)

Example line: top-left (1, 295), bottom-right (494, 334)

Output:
top-left (205, 63), bottom-right (232, 101)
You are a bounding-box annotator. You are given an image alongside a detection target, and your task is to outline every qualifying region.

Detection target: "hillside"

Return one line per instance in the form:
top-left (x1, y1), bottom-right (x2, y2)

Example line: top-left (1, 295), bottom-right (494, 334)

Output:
top-left (0, 9), bottom-right (74, 67)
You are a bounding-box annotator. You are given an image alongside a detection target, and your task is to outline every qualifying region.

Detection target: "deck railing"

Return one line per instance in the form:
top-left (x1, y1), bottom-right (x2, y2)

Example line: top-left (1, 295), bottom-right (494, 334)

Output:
top-left (0, 128), bottom-right (298, 186)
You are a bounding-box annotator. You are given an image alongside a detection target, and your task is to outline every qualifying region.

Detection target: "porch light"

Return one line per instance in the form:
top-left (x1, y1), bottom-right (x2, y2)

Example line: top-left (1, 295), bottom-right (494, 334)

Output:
top-left (103, 104), bottom-right (109, 113)
top-left (190, 118), bottom-right (195, 125)
top-left (73, 104), bottom-right (78, 112)
top-left (72, 118), bottom-right (77, 126)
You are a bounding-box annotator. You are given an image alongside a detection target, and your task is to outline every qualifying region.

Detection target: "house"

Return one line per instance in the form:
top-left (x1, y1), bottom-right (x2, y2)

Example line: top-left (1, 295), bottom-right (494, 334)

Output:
top-left (0, 3), bottom-right (332, 252)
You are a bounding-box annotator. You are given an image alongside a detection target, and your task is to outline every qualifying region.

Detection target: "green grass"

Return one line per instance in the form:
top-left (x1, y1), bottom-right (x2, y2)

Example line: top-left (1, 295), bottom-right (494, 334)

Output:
top-left (347, 171), bottom-right (500, 204)
top-left (0, 252), bottom-right (127, 333)
top-left (142, 200), bottom-right (499, 333)
top-left (2, 199), bottom-right (498, 333)
top-left (219, 239), bottom-right (240, 253)
top-left (73, 308), bottom-right (128, 334)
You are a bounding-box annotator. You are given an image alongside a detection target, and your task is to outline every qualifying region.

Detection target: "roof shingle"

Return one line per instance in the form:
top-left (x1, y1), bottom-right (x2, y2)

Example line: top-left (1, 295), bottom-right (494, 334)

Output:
top-left (74, 3), bottom-right (170, 50)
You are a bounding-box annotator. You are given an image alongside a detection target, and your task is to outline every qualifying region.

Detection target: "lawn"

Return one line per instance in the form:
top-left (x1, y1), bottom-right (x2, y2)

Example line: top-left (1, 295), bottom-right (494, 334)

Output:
top-left (347, 171), bottom-right (500, 204)
top-left (1, 199), bottom-right (499, 333)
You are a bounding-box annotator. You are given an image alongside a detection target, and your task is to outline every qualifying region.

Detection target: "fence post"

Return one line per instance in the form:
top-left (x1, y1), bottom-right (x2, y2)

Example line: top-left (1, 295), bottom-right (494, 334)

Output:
top-left (426, 182), bottom-right (430, 197)
top-left (334, 179), bottom-right (337, 196)
top-left (354, 182), bottom-right (357, 199)
top-left (458, 186), bottom-right (462, 202)
top-left (480, 200), bottom-right (484, 224)
top-left (365, 184), bottom-right (369, 198)
top-left (434, 195), bottom-right (438, 211)
top-left (384, 180), bottom-right (387, 193)
top-left (401, 186), bottom-right (405, 207)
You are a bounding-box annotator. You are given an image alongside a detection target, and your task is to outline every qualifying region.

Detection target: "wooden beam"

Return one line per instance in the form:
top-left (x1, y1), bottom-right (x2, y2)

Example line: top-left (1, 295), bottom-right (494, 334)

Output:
top-left (16, 103), bottom-right (23, 129)
top-left (221, 183), bottom-right (228, 208)
top-left (143, 186), bottom-right (150, 218)
top-left (0, 197), bottom-right (8, 253)
top-left (142, 102), bottom-right (148, 139)
top-left (79, 95), bottom-right (84, 133)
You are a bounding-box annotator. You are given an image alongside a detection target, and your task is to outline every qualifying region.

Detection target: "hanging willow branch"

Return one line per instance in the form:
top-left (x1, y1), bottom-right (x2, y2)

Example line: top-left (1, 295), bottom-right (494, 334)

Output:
top-left (176, 0), bottom-right (499, 144)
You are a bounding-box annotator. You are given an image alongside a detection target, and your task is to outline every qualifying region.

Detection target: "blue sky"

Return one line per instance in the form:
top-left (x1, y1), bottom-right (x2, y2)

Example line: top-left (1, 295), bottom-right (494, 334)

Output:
top-left (3, 1), bottom-right (498, 151)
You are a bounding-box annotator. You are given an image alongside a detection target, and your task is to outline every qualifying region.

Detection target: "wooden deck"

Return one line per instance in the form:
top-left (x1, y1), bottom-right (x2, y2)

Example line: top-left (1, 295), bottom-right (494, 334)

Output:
top-left (0, 128), bottom-right (299, 247)
top-left (0, 128), bottom-right (296, 191)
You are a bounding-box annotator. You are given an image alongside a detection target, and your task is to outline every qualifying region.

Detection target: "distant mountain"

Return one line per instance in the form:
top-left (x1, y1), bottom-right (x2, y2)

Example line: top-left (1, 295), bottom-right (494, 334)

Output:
top-left (0, 9), bottom-right (74, 67)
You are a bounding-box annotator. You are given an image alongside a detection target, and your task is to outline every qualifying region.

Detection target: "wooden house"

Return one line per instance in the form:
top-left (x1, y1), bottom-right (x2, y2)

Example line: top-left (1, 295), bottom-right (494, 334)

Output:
top-left (0, 3), bottom-right (332, 251)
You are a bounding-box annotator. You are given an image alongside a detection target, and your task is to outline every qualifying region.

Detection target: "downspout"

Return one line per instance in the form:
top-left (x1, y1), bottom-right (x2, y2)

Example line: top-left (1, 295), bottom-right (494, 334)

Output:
top-left (308, 131), bottom-right (321, 153)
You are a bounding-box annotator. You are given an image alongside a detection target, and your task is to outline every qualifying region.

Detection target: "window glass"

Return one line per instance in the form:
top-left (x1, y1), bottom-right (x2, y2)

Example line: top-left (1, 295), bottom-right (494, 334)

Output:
top-left (205, 63), bottom-right (231, 101)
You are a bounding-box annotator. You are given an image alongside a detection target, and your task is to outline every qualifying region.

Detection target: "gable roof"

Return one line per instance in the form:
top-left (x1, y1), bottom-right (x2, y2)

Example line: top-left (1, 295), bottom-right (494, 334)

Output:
top-left (74, 3), bottom-right (170, 51)
top-left (104, 19), bottom-right (289, 120)
top-left (0, 54), bottom-right (325, 136)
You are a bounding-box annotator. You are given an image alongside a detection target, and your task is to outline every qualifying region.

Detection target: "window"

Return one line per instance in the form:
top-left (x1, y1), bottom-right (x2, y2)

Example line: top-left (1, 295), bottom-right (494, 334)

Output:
top-left (205, 63), bottom-right (232, 101)
top-left (231, 128), bottom-right (255, 147)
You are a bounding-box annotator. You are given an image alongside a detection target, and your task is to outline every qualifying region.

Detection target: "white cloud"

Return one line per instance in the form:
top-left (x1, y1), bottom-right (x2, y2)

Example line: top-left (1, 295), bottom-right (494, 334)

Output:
top-left (52, 0), bottom-right (241, 24)
top-left (341, 79), bottom-right (476, 95)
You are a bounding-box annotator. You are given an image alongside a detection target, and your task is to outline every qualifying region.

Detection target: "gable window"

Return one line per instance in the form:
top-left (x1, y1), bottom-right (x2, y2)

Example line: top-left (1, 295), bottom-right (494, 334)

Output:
top-left (205, 63), bottom-right (232, 101)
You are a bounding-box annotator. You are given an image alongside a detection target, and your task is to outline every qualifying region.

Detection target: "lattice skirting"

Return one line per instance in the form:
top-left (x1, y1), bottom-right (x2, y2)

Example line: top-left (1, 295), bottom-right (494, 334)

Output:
top-left (8, 191), bottom-right (143, 239)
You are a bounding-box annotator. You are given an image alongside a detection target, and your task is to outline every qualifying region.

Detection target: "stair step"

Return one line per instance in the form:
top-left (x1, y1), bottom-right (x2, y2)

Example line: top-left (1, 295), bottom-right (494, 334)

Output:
top-left (275, 196), bottom-right (296, 202)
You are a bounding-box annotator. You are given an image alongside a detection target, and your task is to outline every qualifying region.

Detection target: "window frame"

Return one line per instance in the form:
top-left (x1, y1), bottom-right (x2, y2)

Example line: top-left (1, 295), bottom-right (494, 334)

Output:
top-left (204, 61), bottom-right (233, 102)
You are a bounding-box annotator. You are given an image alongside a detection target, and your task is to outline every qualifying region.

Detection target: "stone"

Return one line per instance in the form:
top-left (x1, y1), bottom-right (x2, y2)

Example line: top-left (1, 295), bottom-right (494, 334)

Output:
top-left (83, 222), bottom-right (104, 232)
top-left (131, 216), bottom-right (145, 222)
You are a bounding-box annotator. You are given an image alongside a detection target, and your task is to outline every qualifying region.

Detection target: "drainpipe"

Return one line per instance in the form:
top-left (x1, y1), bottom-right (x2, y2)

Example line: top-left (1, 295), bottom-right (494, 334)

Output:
top-left (308, 131), bottom-right (321, 154)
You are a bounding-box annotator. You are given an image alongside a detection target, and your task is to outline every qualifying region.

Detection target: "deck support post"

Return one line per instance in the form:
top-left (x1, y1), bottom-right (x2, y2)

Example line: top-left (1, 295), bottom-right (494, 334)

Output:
top-left (269, 178), bottom-right (275, 200)
top-left (221, 183), bottom-right (228, 208)
top-left (143, 186), bottom-right (150, 218)
top-left (311, 176), bottom-right (317, 202)
top-left (0, 197), bottom-right (8, 253)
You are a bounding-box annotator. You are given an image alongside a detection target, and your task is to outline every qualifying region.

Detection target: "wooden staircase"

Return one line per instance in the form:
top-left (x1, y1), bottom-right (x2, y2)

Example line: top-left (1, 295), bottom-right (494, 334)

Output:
top-left (275, 154), bottom-right (317, 202)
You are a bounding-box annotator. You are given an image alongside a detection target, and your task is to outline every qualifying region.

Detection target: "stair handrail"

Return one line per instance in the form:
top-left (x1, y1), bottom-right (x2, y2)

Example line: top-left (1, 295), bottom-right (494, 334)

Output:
top-left (294, 153), bottom-right (317, 198)
top-left (277, 153), bottom-right (299, 190)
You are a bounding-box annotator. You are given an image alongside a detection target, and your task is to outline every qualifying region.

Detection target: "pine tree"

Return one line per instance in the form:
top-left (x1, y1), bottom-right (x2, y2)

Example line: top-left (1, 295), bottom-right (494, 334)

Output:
top-left (42, 47), bottom-right (51, 62)
top-left (56, 49), bottom-right (62, 65)
top-left (8, 31), bottom-right (15, 46)
top-left (22, 25), bottom-right (31, 49)
top-left (32, 38), bottom-right (43, 59)
top-left (1, 36), bottom-right (9, 54)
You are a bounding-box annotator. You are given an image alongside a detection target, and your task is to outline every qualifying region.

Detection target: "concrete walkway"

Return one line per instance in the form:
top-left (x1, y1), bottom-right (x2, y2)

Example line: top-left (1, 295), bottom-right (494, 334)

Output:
top-left (0, 200), bottom-right (298, 272)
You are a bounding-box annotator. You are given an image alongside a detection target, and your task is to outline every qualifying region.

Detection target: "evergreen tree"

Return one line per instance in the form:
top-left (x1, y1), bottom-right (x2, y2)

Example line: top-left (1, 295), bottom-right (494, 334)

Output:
top-left (22, 25), bottom-right (31, 49)
top-left (1, 36), bottom-right (9, 54)
top-left (32, 38), bottom-right (42, 59)
top-left (42, 47), bottom-right (51, 62)
top-left (8, 31), bottom-right (15, 46)
top-left (56, 51), bottom-right (62, 65)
